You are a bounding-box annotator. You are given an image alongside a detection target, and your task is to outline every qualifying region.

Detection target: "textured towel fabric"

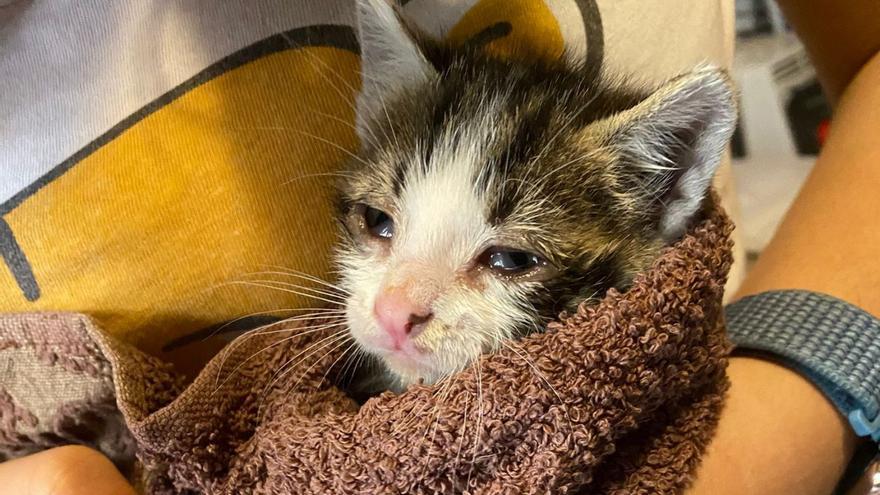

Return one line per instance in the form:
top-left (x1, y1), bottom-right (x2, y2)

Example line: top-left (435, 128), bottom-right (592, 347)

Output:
top-left (0, 198), bottom-right (732, 494)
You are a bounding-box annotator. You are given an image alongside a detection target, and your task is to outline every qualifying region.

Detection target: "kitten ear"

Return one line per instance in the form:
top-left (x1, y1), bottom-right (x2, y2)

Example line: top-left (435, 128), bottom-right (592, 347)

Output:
top-left (607, 66), bottom-right (737, 241)
top-left (355, 0), bottom-right (436, 145)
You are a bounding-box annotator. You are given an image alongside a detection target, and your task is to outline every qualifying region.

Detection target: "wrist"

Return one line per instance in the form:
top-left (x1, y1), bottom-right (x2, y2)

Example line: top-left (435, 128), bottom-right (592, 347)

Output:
top-left (687, 357), bottom-right (858, 495)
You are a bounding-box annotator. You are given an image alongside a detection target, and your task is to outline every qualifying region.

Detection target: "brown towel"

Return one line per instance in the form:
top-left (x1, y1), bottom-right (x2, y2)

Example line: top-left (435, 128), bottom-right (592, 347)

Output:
top-left (0, 198), bottom-right (733, 494)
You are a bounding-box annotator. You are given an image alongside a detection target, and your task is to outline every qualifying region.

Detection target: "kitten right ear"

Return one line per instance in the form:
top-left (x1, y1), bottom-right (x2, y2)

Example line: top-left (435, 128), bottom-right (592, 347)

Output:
top-left (355, 0), bottom-right (437, 146)
top-left (597, 66), bottom-right (737, 241)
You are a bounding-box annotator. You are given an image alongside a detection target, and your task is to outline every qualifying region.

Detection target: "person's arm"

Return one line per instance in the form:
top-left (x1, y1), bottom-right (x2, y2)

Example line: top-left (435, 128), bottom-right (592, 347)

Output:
top-left (687, 3), bottom-right (880, 493)
top-left (737, 5), bottom-right (880, 313)
top-left (774, 0), bottom-right (880, 105)
top-left (0, 445), bottom-right (136, 495)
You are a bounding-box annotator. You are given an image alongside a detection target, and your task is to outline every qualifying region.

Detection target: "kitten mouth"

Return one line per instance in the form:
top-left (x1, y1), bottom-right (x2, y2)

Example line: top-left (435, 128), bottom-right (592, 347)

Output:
top-left (381, 346), bottom-right (435, 376)
top-left (361, 334), bottom-right (427, 354)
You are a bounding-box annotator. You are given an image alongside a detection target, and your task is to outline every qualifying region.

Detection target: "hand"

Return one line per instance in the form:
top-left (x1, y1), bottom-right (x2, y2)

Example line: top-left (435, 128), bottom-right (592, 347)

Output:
top-left (0, 446), bottom-right (136, 495)
top-left (686, 357), bottom-right (861, 494)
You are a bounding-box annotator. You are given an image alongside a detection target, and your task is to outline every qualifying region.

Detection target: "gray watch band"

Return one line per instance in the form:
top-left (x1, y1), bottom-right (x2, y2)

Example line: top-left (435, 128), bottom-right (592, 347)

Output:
top-left (725, 290), bottom-right (880, 443)
top-left (724, 290), bottom-right (880, 492)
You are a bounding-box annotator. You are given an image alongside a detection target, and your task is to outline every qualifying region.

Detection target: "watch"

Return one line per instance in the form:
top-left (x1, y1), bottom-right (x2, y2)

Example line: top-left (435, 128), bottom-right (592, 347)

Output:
top-left (724, 290), bottom-right (880, 493)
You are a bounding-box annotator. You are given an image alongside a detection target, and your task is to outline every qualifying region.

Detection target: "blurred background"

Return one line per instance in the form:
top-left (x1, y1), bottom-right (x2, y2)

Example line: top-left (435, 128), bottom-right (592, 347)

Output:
top-left (731, 0), bottom-right (831, 265)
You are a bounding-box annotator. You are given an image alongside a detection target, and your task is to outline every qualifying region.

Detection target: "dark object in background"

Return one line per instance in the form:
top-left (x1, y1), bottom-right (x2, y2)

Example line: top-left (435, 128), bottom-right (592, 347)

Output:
top-left (736, 0), bottom-right (774, 37)
top-left (785, 79), bottom-right (832, 155)
top-left (731, 117), bottom-right (747, 159)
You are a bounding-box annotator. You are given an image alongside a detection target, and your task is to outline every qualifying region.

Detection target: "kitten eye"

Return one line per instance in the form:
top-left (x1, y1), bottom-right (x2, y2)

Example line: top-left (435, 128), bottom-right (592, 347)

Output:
top-left (479, 247), bottom-right (545, 274)
top-left (363, 205), bottom-right (394, 239)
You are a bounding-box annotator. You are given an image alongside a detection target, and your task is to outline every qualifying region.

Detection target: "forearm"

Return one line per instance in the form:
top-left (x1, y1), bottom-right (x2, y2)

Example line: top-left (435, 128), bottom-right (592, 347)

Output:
top-left (688, 48), bottom-right (880, 495)
top-left (735, 51), bottom-right (880, 315)
top-left (0, 446), bottom-right (136, 495)
top-left (775, 0), bottom-right (880, 104)
top-left (687, 357), bottom-right (858, 494)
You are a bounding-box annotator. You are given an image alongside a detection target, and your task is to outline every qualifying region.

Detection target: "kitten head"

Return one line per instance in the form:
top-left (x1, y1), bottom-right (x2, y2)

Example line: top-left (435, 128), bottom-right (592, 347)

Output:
top-left (337, 0), bottom-right (736, 388)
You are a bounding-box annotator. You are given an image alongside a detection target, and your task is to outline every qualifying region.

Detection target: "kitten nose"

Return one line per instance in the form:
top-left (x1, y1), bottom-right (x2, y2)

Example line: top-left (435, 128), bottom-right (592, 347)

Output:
top-left (374, 290), bottom-right (433, 347)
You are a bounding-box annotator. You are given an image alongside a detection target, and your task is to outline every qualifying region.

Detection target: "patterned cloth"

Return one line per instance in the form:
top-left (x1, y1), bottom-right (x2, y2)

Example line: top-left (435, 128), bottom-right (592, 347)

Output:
top-left (0, 0), bottom-right (742, 374)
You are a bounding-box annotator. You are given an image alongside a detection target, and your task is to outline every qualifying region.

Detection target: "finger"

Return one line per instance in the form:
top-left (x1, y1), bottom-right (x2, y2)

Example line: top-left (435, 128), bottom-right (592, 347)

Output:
top-left (0, 446), bottom-right (136, 495)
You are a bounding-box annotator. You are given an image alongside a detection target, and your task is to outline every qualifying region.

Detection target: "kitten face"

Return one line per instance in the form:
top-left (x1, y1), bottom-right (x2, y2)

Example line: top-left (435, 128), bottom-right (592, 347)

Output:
top-left (337, 0), bottom-right (736, 389)
top-left (337, 90), bottom-right (591, 386)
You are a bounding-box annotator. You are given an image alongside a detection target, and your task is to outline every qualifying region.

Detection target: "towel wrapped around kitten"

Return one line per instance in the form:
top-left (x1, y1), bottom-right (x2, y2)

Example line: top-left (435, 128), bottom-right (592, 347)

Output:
top-left (0, 1), bottom-right (738, 493)
top-left (0, 196), bottom-right (732, 493)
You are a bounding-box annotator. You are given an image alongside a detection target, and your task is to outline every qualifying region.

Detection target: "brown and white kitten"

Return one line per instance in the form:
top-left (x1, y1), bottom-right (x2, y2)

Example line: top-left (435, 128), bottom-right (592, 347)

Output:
top-left (336, 0), bottom-right (736, 391)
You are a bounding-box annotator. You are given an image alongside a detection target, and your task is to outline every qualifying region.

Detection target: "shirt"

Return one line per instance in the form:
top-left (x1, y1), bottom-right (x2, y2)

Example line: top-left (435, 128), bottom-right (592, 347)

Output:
top-left (0, 0), bottom-right (737, 372)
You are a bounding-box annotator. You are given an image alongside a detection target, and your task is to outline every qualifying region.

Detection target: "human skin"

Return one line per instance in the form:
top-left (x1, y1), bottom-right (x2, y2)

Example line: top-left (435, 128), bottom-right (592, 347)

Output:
top-left (687, 0), bottom-right (880, 490)
top-left (0, 445), bottom-right (136, 495)
top-left (687, 52), bottom-right (880, 495)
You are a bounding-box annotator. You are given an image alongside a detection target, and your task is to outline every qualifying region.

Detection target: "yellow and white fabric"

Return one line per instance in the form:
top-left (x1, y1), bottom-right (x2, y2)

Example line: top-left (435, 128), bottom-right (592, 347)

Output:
top-left (0, 0), bottom-right (738, 374)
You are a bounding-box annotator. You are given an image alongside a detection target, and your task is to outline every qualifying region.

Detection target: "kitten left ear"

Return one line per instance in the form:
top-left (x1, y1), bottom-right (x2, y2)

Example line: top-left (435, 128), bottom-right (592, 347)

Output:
top-left (607, 66), bottom-right (737, 241)
top-left (355, 0), bottom-right (437, 145)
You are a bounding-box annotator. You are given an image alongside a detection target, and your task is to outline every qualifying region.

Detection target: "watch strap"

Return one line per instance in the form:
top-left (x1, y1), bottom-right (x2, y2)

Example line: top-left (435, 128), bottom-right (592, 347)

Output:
top-left (725, 290), bottom-right (880, 445)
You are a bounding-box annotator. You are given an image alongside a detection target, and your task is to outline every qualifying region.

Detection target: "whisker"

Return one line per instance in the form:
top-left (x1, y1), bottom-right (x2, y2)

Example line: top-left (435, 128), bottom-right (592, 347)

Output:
top-left (289, 40), bottom-right (363, 106)
top-left (422, 370), bottom-right (450, 443)
top-left (392, 381), bottom-right (445, 435)
top-left (293, 129), bottom-right (372, 168)
top-left (307, 106), bottom-right (360, 132)
top-left (453, 391), bottom-right (472, 475)
top-left (263, 330), bottom-right (351, 392)
top-left (265, 333), bottom-right (353, 399)
top-left (286, 336), bottom-right (354, 395)
top-left (221, 280), bottom-right (346, 306)
top-left (283, 35), bottom-right (380, 148)
top-left (251, 267), bottom-right (351, 294)
top-left (418, 371), bottom-right (457, 479)
top-left (281, 171), bottom-right (358, 186)
top-left (337, 343), bottom-right (365, 387)
top-left (215, 315), bottom-right (344, 378)
top-left (345, 348), bottom-right (371, 392)
top-left (216, 324), bottom-right (346, 390)
top-left (354, 73), bottom-right (403, 148)
top-left (237, 277), bottom-right (348, 303)
top-left (316, 339), bottom-right (360, 390)
top-left (302, 105), bottom-right (380, 150)
top-left (468, 358), bottom-right (484, 485)
top-left (207, 308), bottom-right (345, 340)
top-left (500, 341), bottom-right (573, 432)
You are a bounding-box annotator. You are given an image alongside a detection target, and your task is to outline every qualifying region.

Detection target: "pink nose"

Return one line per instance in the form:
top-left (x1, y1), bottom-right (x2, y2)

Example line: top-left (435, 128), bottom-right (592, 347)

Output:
top-left (373, 289), bottom-right (433, 347)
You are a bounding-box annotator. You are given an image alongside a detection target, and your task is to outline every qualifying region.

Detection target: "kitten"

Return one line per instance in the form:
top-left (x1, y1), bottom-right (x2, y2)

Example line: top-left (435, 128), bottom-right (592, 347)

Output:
top-left (335, 0), bottom-right (736, 392)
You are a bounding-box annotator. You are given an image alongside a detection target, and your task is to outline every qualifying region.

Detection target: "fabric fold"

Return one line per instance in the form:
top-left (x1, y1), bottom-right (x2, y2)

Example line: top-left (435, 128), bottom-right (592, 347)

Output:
top-left (0, 197), bottom-right (733, 494)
